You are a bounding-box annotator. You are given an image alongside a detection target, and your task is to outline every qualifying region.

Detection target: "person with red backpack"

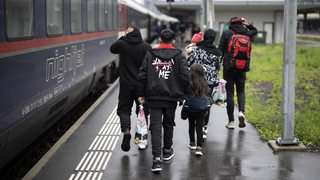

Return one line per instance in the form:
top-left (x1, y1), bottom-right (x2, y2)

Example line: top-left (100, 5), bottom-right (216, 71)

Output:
top-left (218, 17), bottom-right (257, 129)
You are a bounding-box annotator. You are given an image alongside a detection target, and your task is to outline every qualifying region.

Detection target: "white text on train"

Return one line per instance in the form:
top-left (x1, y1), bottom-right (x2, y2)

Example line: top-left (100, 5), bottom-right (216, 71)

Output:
top-left (46, 44), bottom-right (85, 83)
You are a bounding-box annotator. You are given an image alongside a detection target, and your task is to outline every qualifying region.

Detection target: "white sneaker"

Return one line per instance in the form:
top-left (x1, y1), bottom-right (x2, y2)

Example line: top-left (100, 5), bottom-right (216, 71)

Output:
top-left (203, 126), bottom-right (208, 134)
top-left (226, 121), bottom-right (235, 129)
top-left (238, 111), bottom-right (246, 128)
top-left (137, 140), bottom-right (148, 150)
top-left (195, 146), bottom-right (203, 156)
top-left (203, 134), bottom-right (207, 139)
top-left (188, 142), bottom-right (197, 150)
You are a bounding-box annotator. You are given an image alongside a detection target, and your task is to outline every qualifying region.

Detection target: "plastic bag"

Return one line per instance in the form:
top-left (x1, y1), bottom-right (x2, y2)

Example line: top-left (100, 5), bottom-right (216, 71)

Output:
top-left (135, 105), bottom-right (148, 149)
top-left (211, 79), bottom-right (227, 107)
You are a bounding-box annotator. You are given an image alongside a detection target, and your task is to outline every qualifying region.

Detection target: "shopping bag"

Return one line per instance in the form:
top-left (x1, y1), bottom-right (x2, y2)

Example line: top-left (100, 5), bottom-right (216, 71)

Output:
top-left (135, 105), bottom-right (148, 149)
top-left (211, 79), bottom-right (227, 107)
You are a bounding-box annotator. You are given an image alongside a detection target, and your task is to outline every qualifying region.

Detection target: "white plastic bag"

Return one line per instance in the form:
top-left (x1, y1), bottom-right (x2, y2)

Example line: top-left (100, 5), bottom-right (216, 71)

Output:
top-left (211, 79), bottom-right (227, 107)
top-left (135, 105), bottom-right (148, 149)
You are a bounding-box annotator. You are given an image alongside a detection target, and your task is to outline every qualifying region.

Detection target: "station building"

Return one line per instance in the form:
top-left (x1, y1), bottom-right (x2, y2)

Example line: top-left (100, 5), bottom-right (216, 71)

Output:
top-left (154, 0), bottom-right (320, 44)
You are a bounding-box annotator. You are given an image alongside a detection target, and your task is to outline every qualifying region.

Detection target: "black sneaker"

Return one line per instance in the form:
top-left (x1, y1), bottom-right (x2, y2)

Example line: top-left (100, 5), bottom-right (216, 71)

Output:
top-left (151, 157), bottom-right (162, 172)
top-left (163, 148), bottom-right (174, 161)
top-left (121, 132), bottom-right (131, 152)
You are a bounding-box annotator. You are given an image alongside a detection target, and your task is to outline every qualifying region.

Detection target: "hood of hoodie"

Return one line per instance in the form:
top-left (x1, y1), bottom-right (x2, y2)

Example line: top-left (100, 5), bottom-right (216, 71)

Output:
top-left (229, 23), bottom-right (248, 34)
top-left (196, 29), bottom-right (217, 54)
top-left (122, 26), bottom-right (143, 45)
top-left (150, 48), bottom-right (182, 61)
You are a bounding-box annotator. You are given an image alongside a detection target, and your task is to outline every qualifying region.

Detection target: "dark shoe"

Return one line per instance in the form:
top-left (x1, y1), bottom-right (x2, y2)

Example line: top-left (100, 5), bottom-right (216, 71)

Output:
top-left (238, 111), bottom-right (246, 128)
top-left (121, 131), bottom-right (131, 152)
top-left (151, 157), bottom-right (162, 172)
top-left (163, 148), bottom-right (174, 161)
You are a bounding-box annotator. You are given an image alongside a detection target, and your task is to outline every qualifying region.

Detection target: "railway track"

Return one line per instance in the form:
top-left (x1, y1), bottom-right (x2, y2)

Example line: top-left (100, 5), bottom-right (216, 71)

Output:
top-left (0, 85), bottom-right (110, 180)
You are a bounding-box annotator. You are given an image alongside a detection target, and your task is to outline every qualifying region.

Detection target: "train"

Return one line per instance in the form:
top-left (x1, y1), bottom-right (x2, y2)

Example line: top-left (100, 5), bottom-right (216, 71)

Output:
top-left (0, 0), bottom-right (177, 170)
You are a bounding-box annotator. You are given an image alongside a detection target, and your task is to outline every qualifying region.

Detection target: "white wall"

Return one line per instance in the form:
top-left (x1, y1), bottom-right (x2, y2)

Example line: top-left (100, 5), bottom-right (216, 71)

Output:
top-left (213, 10), bottom-right (283, 43)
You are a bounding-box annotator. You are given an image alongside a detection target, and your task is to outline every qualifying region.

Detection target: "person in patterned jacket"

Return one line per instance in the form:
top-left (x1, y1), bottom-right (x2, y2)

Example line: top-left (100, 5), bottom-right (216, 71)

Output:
top-left (187, 28), bottom-right (222, 139)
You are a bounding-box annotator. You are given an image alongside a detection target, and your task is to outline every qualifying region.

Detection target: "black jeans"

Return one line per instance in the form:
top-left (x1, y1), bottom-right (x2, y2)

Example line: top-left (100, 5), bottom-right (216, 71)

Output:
top-left (186, 110), bottom-right (206, 147)
top-left (223, 70), bottom-right (246, 122)
top-left (149, 107), bottom-right (176, 158)
top-left (117, 84), bottom-right (148, 132)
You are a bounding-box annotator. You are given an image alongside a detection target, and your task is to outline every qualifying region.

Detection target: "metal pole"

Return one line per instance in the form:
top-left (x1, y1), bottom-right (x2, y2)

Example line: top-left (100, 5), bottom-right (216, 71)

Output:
top-left (276, 0), bottom-right (299, 145)
top-left (202, 0), bottom-right (207, 29)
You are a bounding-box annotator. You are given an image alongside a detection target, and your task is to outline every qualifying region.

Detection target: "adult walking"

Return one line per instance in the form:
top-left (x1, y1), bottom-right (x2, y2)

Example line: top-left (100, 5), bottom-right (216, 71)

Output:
top-left (218, 17), bottom-right (257, 129)
top-left (110, 26), bottom-right (152, 151)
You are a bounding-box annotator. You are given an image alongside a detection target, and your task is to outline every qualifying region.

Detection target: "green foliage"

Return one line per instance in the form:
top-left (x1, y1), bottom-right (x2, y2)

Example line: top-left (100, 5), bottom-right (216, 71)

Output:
top-left (246, 44), bottom-right (320, 146)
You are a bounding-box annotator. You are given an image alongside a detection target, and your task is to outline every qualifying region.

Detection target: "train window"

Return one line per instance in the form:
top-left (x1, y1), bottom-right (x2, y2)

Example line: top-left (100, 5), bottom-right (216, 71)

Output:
top-left (106, 0), bottom-right (113, 30)
top-left (46, 0), bottom-right (63, 35)
top-left (71, 0), bottom-right (82, 34)
top-left (113, 0), bottom-right (118, 30)
top-left (98, 0), bottom-right (106, 31)
top-left (5, 0), bottom-right (34, 40)
top-left (87, 0), bottom-right (96, 32)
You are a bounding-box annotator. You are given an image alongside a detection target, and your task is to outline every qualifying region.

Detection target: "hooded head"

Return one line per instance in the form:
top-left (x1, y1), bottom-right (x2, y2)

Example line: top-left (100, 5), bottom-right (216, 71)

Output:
top-left (203, 29), bottom-right (216, 44)
top-left (228, 17), bottom-right (248, 33)
top-left (229, 17), bottom-right (244, 25)
top-left (191, 32), bottom-right (203, 43)
top-left (196, 28), bottom-right (217, 53)
top-left (123, 26), bottom-right (143, 45)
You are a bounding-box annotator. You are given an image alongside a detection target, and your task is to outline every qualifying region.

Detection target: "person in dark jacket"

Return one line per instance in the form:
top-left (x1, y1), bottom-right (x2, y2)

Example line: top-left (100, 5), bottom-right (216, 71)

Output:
top-left (218, 17), bottom-right (257, 129)
top-left (137, 29), bottom-right (190, 172)
top-left (187, 28), bottom-right (222, 139)
top-left (110, 26), bottom-right (152, 152)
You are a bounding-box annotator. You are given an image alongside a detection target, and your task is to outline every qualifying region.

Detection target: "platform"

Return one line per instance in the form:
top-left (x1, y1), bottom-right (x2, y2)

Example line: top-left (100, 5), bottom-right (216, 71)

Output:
top-left (25, 81), bottom-right (320, 180)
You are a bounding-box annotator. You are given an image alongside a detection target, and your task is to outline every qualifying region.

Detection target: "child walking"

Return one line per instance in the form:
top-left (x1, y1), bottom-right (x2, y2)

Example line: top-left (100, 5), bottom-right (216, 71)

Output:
top-left (184, 63), bottom-right (210, 156)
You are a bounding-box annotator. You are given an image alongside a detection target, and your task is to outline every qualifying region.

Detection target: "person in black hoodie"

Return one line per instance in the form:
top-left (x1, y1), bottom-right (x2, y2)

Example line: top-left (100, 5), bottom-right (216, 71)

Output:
top-left (110, 26), bottom-right (152, 152)
top-left (187, 28), bottom-right (222, 139)
top-left (218, 17), bottom-right (257, 129)
top-left (137, 29), bottom-right (190, 172)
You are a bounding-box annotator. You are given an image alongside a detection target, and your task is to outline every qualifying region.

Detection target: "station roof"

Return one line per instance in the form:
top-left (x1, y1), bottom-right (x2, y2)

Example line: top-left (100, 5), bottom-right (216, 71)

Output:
top-left (155, 0), bottom-right (320, 12)
top-left (119, 0), bottom-right (179, 22)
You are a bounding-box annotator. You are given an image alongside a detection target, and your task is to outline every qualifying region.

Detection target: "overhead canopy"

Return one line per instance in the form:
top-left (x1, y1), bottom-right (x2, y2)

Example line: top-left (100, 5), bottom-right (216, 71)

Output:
top-left (119, 0), bottom-right (179, 22)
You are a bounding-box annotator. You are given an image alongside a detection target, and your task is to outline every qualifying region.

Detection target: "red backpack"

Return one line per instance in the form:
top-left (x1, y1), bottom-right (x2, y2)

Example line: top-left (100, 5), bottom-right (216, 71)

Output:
top-left (226, 33), bottom-right (251, 72)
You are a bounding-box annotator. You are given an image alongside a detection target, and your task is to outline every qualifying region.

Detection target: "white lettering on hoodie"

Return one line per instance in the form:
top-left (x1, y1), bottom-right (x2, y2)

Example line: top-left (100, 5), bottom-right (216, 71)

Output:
top-left (152, 57), bottom-right (175, 79)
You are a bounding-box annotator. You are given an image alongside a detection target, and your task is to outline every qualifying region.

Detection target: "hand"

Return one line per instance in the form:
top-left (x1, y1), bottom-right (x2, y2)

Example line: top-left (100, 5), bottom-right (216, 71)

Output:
top-left (241, 17), bottom-right (250, 26)
top-left (138, 97), bottom-right (145, 104)
top-left (125, 27), bottom-right (134, 35)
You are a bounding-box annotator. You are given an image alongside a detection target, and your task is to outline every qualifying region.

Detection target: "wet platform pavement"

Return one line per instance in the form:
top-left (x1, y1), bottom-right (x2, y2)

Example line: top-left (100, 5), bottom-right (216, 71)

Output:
top-left (28, 81), bottom-right (320, 180)
top-left (102, 107), bottom-right (320, 180)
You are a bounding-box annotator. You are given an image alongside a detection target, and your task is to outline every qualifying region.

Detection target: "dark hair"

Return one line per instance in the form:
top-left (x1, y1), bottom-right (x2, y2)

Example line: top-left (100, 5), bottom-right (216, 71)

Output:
top-left (160, 29), bottom-right (175, 43)
top-left (190, 64), bottom-right (209, 96)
